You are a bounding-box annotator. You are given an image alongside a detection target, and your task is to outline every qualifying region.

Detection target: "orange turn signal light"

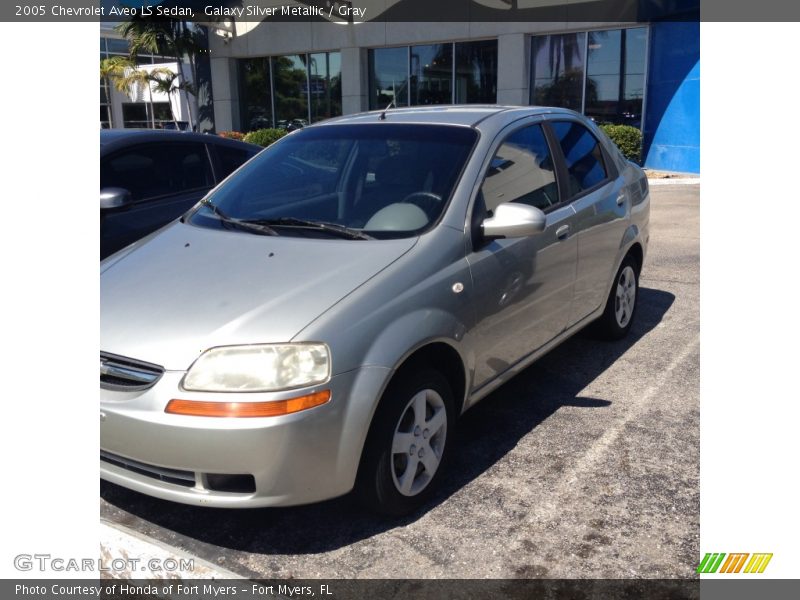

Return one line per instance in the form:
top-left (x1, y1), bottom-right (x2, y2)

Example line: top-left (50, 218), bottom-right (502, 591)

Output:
top-left (165, 390), bottom-right (331, 418)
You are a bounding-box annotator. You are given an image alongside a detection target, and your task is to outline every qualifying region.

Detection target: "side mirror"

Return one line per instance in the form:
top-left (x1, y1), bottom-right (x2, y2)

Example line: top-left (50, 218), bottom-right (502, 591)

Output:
top-left (482, 202), bottom-right (546, 239)
top-left (100, 187), bottom-right (132, 211)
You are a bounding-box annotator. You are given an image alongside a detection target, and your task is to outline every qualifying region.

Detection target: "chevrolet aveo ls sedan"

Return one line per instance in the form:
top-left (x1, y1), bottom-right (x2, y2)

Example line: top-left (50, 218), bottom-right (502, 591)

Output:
top-left (101, 106), bottom-right (649, 515)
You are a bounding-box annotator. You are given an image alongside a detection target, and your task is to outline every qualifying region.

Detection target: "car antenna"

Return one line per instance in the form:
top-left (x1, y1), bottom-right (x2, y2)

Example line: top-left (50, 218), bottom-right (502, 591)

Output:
top-left (379, 99), bottom-right (395, 120)
top-left (379, 80), bottom-right (408, 120)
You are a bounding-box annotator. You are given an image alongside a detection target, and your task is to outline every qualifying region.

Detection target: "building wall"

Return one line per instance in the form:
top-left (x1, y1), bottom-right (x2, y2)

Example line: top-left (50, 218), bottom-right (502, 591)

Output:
top-left (209, 20), bottom-right (700, 173)
top-left (642, 21), bottom-right (700, 173)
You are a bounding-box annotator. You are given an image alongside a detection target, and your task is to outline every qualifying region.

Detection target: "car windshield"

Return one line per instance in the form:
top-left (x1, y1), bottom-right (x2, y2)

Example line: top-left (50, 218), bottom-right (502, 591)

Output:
top-left (189, 124), bottom-right (478, 239)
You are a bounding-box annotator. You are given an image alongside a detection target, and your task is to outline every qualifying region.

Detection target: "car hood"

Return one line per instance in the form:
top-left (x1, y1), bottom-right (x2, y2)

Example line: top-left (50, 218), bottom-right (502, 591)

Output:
top-left (101, 222), bottom-right (417, 370)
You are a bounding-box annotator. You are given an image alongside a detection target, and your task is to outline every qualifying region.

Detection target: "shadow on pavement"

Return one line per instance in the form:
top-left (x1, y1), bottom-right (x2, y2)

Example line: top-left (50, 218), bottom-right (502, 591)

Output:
top-left (101, 287), bottom-right (675, 561)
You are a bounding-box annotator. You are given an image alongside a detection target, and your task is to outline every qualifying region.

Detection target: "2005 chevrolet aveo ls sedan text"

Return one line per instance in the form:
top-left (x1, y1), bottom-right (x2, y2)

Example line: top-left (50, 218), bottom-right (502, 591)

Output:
top-left (101, 106), bottom-right (649, 515)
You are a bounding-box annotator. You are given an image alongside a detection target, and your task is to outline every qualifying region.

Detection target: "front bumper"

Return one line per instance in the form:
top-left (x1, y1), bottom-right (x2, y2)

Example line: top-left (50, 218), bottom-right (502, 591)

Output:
top-left (100, 366), bottom-right (390, 507)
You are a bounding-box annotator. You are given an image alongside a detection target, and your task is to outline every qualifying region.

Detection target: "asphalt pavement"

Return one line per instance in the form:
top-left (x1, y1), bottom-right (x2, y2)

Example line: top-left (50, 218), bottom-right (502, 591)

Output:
top-left (100, 184), bottom-right (700, 578)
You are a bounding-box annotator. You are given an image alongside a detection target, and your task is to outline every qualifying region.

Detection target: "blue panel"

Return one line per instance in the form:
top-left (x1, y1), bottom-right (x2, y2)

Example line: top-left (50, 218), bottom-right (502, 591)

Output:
top-left (642, 22), bottom-right (700, 173)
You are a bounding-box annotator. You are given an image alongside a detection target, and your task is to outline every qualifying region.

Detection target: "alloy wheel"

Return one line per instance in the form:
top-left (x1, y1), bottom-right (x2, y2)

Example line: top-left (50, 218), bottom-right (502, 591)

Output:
top-left (614, 265), bottom-right (637, 328)
top-left (390, 388), bottom-right (448, 497)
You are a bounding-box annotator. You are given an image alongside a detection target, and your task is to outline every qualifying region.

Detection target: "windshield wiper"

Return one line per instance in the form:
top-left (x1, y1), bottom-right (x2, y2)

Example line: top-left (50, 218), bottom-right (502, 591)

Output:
top-left (244, 217), bottom-right (374, 240)
top-left (201, 201), bottom-right (278, 236)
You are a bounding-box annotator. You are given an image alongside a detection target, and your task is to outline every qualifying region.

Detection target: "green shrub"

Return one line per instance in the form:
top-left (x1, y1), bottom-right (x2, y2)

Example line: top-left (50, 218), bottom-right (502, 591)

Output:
top-left (243, 128), bottom-right (288, 147)
top-left (599, 123), bottom-right (643, 164)
top-left (217, 130), bottom-right (245, 141)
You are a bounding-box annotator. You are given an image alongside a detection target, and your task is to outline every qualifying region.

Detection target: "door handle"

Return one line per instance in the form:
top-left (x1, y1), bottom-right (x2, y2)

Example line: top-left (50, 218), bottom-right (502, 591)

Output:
top-left (556, 224), bottom-right (570, 239)
top-left (616, 193), bottom-right (626, 206)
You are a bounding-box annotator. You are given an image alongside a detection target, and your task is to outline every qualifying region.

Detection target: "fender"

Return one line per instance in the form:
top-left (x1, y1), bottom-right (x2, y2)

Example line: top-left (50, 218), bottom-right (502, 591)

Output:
top-left (605, 223), bottom-right (642, 295)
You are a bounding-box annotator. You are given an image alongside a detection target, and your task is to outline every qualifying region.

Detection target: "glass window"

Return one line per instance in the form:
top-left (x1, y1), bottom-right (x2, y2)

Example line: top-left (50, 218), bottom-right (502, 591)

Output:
top-left (550, 121), bottom-right (608, 197)
top-left (309, 52), bottom-right (342, 123)
top-left (215, 146), bottom-right (257, 181)
top-left (238, 57), bottom-right (273, 132)
top-left (410, 44), bottom-right (452, 105)
top-left (480, 124), bottom-right (558, 212)
top-left (272, 55), bottom-right (309, 130)
top-left (585, 27), bottom-right (647, 127)
top-left (100, 105), bottom-right (110, 129)
top-left (121, 103), bottom-right (148, 129)
top-left (530, 33), bottom-right (585, 111)
top-left (101, 143), bottom-right (213, 201)
top-left (152, 102), bottom-right (172, 125)
top-left (368, 47), bottom-right (409, 109)
top-left (106, 38), bottom-right (129, 55)
top-left (455, 40), bottom-right (498, 103)
top-left (191, 124), bottom-right (477, 239)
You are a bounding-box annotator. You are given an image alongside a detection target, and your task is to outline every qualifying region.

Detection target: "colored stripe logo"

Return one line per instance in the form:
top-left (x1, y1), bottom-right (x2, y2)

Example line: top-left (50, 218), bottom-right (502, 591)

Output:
top-left (697, 553), bottom-right (773, 574)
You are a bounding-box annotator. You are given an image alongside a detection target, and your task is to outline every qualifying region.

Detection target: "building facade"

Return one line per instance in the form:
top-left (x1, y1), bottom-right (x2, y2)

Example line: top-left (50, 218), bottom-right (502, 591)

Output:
top-left (207, 19), bottom-right (699, 173)
top-left (101, 23), bottom-right (198, 130)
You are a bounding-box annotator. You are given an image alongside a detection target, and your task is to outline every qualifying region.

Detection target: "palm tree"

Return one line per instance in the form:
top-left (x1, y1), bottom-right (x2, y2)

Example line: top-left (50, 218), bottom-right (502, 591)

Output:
top-left (115, 17), bottom-right (204, 130)
top-left (149, 68), bottom-right (193, 129)
top-left (102, 56), bottom-right (157, 129)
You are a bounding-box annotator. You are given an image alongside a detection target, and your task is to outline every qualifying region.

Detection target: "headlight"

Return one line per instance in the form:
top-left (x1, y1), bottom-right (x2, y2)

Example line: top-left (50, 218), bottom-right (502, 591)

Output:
top-left (182, 343), bottom-right (330, 392)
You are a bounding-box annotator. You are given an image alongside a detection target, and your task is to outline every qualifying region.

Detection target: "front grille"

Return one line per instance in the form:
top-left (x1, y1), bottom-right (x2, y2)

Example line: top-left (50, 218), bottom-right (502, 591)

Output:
top-left (101, 451), bottom-right (195, 487)
top-left (100, 352), bottom-right (163, 391)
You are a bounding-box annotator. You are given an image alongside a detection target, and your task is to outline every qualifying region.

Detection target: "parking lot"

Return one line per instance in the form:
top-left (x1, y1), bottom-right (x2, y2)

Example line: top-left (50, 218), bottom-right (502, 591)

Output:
top-left (100, 183), bottom-right (700, 579)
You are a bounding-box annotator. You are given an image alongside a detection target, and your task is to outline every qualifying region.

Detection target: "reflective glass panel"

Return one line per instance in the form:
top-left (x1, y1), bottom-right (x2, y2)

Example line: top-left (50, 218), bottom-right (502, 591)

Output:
top-left (272, 55), bottom-right (309, 130)
top-left (585, 27), bottom-right (647, 127)
top-left (530, 33), bottom-right (585, 111)
top-left (238, 58), bottom-right (273, 132)
top-left (410, 44), bottom-right (452, 105)
top-left (455, 40), bottom-right (498, 103)
top-left (309, 52), bottom-right (342, 123)
top-left (368, 47), bottom-right (409, 109)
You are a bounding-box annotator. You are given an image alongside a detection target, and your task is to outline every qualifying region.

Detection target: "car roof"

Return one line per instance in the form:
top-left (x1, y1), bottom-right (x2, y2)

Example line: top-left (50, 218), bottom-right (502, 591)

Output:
top-left (100, 129), bottom-right (260, 152)
top-left (319, 105), bottom-right (580, 130)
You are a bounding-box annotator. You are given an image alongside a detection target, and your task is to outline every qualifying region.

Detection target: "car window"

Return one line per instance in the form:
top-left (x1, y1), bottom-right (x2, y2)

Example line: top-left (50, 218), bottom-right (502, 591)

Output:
top-left (550, 121), bottom-right (608, 197)
top-left (191, 124), bottom-right (478, 239)
top-left (215, 146), bottom-right (257, 181)
top-left (101, 143), bottom-right (213, 202)
top-left (480, 124), bottom-right (559, 213)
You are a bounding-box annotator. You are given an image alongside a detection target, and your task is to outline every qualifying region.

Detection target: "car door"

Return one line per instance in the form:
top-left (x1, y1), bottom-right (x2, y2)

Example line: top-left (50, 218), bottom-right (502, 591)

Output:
top-left (100, 142), bottom-right (214, 258)
top-left (546, 119), bottom-right (628, 325)
top-left (467, 121), bottom-right (578, 390)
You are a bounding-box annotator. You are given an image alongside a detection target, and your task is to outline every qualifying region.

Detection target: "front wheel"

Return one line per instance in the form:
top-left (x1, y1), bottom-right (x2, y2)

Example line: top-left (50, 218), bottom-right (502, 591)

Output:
top-left (595, 255), bottom-right (639, 340)
top-left (357, 369), bottom-right (455, 516)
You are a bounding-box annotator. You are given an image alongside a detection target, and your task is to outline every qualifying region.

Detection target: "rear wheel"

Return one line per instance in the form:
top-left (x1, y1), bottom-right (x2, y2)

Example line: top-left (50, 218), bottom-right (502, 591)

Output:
top-left (595, 255), bottom-right (639, 340)
top-left (357, 369), bottom-right (454, 516)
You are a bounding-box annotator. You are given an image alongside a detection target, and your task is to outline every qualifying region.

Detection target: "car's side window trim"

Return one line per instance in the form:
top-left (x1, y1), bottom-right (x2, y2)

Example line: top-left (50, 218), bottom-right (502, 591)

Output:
top-left (102, 142), bottom-right (215, 205)
top-left (543, 117), bottom-right (617, 205)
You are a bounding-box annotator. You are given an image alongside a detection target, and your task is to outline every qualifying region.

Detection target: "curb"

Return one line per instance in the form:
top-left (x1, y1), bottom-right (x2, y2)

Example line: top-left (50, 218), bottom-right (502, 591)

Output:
top-left (100, 519), bottom-right (242, 580)
top-left (647, 177), bottom-right (700, 186)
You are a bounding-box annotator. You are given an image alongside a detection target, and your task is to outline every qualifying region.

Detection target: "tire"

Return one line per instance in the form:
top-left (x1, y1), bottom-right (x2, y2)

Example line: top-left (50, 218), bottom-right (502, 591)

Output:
top-left (595, 254), bottom-right (640, 340)
top-left (357, 369), bottom-right (455, 516)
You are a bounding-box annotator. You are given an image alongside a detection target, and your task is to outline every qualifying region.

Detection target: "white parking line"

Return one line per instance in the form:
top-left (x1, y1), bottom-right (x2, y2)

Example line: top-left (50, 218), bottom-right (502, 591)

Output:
top-left (562, 335), bottom-right (699, 487)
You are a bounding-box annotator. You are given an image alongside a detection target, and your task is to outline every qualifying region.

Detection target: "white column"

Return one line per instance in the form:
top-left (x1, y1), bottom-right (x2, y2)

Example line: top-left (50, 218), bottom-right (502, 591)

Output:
top-left (341, 46), bottom-right (368, 115)
top-left (210, 57), bottom-right (239, 132)
top-left (496, 33), bottom-right (529, 106)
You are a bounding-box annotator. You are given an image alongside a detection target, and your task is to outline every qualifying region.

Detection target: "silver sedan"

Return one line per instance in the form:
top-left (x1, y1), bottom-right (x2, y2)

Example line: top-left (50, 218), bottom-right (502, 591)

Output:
top-left (100, 106), bottom-right (649, 515)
